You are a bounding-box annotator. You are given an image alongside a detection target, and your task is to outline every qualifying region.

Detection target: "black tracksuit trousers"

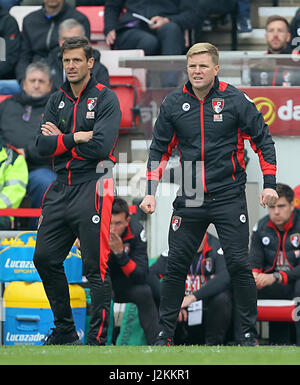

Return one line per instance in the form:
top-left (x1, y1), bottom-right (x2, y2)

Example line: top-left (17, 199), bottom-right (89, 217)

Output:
top-left (33, 177), bottom-right (114, 345)
top-left (158, 190), bottom-right (257, 343)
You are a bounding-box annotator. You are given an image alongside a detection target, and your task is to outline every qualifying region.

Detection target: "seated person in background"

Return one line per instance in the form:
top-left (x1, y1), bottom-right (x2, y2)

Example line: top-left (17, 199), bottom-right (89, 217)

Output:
top-left (109, 197), bottom-right (160, 345)
top-left (0, 5), bottom-right (21, 79)
top-left (290, 8), bottom-right (300, 49)
top-left (104, 0), bottom-right (197, 55)
top-left (250, 183), bottom-right (300, 346)
top-left (15, 0), bottom-right (90, 83)
top-left (47, 18), bottom-right (110, 91)
top-left (250, 16), bottom-right (300, 86)
top-left (149, 233), bottom-right (233, 346)
top-left (0, 62), bottom-right (57, 228)
top-left (0, 135), bottom-right (28, 230)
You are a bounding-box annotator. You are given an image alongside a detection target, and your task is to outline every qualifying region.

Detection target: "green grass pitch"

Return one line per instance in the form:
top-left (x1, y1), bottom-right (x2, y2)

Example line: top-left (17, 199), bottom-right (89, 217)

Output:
top-left (0, 345), bottom-right (299, 366)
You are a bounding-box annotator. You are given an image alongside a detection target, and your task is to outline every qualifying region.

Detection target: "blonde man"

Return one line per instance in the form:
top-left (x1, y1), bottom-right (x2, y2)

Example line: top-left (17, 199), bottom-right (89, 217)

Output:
top-left (140, 42), bottom-right (278, 346)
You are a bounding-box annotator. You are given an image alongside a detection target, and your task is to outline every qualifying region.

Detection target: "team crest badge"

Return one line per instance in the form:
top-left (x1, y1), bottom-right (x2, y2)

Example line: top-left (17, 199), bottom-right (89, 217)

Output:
top-left (171, 216), bottom-right (182, 231)
top-left (290, 233), bottom-right (300, 248)
top-left (87, 98), bottom-right (97, 111)
top-left (212, 98), bottom-right (224, 114)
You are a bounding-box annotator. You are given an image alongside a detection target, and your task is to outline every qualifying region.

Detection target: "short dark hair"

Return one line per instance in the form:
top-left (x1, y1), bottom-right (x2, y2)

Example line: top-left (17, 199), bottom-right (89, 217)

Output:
top-left (276, 183), bottom-right (294, 203)
top-left (60, 36), bottom-right (93, 61)
top-left (265, 15), bottom-right (290, 32)
top-left (112, 198), bottom-right (129, 218)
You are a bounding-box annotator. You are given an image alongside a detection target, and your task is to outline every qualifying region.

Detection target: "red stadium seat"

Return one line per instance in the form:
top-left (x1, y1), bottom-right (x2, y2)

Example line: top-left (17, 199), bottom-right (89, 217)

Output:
top-left (76, 6), bottom-right (105, 41)
top-left (257, 299), bottom-right (296, 322)
top-left (0, 95), bottom-right (12, 103)
top-left (110, 75), bottom-right (142, 132)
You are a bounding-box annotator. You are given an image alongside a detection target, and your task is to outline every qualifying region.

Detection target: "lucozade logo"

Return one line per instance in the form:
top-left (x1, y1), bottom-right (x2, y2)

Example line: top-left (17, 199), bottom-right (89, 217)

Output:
top-left (253, 96), bottom-right (276, 126)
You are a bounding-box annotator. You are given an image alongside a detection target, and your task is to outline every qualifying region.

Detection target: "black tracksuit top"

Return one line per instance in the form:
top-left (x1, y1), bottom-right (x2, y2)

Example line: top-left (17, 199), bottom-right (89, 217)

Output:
top-left (35, 76), bottom-right (121, 185)
top-left (250, 208), bottom-right (300, 285)
top-left (146, 77), bottom-right (277, 204)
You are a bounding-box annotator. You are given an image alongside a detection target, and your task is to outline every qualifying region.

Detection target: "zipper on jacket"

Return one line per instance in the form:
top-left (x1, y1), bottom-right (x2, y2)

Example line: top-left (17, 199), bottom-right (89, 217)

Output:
top-left (200, 102), bottom-right (207, 193)
top-left (231, 151), bottom-right (236, 181)
top-left (46, 21), bottom-right (55, 51)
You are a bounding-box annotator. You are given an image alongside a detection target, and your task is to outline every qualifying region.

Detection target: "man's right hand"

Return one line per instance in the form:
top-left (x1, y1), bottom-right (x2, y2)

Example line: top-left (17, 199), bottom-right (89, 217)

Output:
top-left (74, 131), bottom-right (93, 143)
top-left (139, 195), bottom-right (156, 214)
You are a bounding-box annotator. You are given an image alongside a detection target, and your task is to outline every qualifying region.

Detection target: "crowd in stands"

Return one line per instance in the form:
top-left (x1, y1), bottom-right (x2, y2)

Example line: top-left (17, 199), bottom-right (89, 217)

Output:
top-left (1, 0), bottom-right (300, 347)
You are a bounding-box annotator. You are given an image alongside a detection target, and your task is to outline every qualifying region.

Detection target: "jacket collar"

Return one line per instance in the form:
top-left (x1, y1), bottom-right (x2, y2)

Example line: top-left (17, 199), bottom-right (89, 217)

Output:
top-left (183, 76), bottom-right (220, 99)
top-left (60, 74), bottom-right (97, 100)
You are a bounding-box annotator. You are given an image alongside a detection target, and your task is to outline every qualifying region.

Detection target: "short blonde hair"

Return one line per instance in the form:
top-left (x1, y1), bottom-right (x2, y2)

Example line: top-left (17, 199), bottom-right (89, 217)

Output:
top-left (186, 42), bottom-right (219, 65)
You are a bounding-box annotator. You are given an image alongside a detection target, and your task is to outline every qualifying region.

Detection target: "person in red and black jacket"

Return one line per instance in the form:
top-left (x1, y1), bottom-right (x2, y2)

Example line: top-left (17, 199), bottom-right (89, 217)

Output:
top-left (109, 198), bottom-right (160, 345)
top-left (140, 42), bottom-right (278, 347)
top-left (33, 37), bottom-right (121, 346)
top-left (250, 15), bottom-right (300, 87)
top-left (250, 183), bottom-right (300, 345)
top-left (149, 233), bottom-right (232, 346)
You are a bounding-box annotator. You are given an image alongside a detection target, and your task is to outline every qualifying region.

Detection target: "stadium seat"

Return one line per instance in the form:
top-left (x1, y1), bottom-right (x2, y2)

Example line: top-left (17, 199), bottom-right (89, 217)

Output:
top-left (99, 50), bottom-right (146, 131)
top-left (0, 94), bottom-right (12, 103)
top-left (110, 75), bottom-right (142, 132)
top-left (9, 6), bottom-right (41, 31)
top-left (100, 49), bottom-right (146, 90)
top-left (76, 6), bottom-right (105, 42)
top-left (257, 299), bottom-right (296, 322)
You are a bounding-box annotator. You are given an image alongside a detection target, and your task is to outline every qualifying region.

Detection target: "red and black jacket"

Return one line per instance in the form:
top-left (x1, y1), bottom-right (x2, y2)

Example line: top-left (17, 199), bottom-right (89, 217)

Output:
top-left (35, 76), bottom-right (121, 185)
top-left (146, 77), bottom-right (276, 205)
top-left (109, 218), bottom-right (149, 286)
top-left (250, 208), bottom-right (300, 285)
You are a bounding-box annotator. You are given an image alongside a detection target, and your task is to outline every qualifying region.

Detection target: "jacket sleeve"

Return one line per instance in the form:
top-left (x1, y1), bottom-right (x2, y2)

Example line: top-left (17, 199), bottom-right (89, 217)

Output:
top-left (235, 91), bottom-right (277, 190)
top-left (0, 15), bottom-right (21, 78)
top-left (112, 226), bottom-right (149, 284)
top-left (35, 94), bottom-right (76, 157)
top-left (146, 95), bottom-right (178, 196)
top-left (0, 148), bottom-right (28, 210)
top-left (73, 88), bottom-right (121, 160)
top-left (249, 223), bottom-right (265, 272)
top-left (104, 0), bottom-right (125, 35)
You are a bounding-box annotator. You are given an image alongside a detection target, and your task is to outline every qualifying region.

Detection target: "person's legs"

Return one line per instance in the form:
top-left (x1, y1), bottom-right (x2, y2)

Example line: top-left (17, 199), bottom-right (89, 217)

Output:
top-left (114, 284), bottom-right (160, 345)
top-left (212, 192), bottom-right (258, 344)
top-left (115, 26), bottom-right (160, 55)
top-left (204, 290), bottom-right (233, 345)
top-left (156, 21), bottom-right (185, 55)
top-left (156, 213), bottom-right (208, 343)
top-left (27, 168), bottom-right (57, 208)
top-left (27, 168), bottom-right (57, 228)
top-left (73, 178), bottom-right (114, 345)
top-left (33, 181), bottom-right (77, 336)
top-left (237, 0), bottom-right (252, 35)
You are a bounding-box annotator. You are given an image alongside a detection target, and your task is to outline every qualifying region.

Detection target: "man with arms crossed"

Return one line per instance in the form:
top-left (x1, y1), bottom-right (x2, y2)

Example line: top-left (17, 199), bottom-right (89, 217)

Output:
top-left (33, 37), bottom-right (121, 346)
